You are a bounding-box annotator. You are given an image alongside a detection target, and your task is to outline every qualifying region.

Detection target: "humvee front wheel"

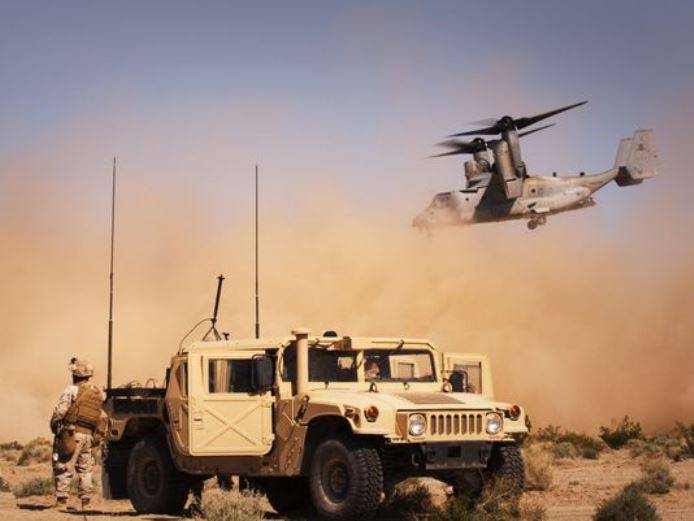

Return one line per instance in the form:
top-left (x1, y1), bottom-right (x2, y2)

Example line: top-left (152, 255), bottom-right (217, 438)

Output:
top-left (126, 438), bottom-right (189, 514)
top-left (488, 444), bottom-right (525, 491)
top-left (309, 438), bottom-right (383, 520)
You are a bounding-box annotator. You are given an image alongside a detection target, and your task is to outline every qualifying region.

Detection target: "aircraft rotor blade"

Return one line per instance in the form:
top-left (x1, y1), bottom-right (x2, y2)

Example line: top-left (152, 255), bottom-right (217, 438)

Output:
top-left (518, 123), bottom-right (556, 137)
top-left (513, 100), bottom-right (587, 130)
top-left (486, 123), bottom-right (556, 148)
top-left (430, 138), bottom-right (487, 157)
top-left (448, 101), bottom-right (586, 137)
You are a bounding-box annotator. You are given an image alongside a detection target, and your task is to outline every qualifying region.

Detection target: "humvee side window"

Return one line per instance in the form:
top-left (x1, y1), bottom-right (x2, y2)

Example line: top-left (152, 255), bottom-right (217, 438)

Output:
top-left (309, 350), bottom-right (357, 382)
top-left (365, 350), bottom-right (436, 382)
top-left (208, 359), bottom-right (253, 393)
top-left (452, 362), bottom-right (482, 393)
top-left (282, 344), bottom-right (296, 382)
top-left (177, 362), bottom-right (188, 397)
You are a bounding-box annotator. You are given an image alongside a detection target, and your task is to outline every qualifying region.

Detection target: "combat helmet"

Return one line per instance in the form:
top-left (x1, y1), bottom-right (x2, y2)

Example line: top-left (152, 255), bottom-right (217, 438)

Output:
top-left (69, 358), bottom-right (94, 378)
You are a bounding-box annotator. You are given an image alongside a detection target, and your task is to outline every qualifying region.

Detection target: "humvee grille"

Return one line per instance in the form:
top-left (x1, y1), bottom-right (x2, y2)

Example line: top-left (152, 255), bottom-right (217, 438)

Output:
top-left (429, 412), bottom-right (484, 437)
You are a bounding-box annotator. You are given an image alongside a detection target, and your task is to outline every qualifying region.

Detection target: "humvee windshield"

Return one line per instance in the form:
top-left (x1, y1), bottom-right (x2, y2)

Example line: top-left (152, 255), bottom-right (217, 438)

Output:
top-left (281, 346), bottom-right (436, 383)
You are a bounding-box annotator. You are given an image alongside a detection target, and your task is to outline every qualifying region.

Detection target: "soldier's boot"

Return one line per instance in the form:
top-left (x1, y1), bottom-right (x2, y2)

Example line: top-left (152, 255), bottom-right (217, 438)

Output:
top-left (52, 497), bottom-right (68, 509)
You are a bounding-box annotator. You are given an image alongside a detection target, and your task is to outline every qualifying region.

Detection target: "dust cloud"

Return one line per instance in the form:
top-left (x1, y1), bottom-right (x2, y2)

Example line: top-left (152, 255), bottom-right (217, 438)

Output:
top-left (1, 115), bottom-right (692, 441)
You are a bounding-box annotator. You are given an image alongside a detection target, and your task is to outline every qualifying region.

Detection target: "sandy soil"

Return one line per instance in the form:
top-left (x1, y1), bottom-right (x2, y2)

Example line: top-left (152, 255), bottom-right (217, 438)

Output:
top-left (1, 451), bottom-right (693, 520)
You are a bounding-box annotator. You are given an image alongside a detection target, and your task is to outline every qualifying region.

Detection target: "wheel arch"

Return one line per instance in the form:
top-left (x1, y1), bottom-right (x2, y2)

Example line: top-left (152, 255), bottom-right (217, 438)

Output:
top-left (300, 415), bottom-right (354, 475)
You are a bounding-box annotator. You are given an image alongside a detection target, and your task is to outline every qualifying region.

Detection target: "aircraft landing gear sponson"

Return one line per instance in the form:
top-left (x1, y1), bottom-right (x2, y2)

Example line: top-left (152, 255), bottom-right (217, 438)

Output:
top-left (527, 215), bottom-right (547, 230)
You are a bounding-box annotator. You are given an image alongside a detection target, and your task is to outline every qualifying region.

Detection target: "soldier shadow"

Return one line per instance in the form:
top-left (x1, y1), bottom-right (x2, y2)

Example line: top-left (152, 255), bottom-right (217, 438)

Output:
top-left (17, 506), bottom-right (142, 517)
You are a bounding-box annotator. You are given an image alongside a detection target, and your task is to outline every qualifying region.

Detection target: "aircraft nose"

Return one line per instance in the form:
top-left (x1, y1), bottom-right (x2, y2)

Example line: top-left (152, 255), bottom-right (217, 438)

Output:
top-left (412, 211), bottom-right (431, 229)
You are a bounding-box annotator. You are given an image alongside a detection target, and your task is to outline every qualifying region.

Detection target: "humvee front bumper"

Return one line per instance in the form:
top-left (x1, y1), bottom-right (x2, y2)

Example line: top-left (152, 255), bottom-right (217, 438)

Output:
top-left (384, 441), bottom-right (493, 471)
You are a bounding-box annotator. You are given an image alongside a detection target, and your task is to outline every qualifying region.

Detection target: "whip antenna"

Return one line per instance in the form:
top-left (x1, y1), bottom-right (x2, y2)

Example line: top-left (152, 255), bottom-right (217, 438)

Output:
top-left (107, 157), bottom-right (116, 390)
top-left (203, 275), bottom-right (225, 341)
top-left (255, 164), bottom-right (260, 339)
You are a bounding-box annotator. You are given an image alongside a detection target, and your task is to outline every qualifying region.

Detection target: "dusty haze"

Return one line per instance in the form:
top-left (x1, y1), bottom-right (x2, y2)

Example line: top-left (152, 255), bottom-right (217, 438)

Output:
top-left (1, 105), bottom-right (693, 441)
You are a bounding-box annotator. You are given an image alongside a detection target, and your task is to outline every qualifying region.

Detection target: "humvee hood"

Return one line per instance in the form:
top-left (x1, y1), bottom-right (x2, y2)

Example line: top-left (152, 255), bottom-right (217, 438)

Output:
top-left (307, 389), bottom-right (502, 411)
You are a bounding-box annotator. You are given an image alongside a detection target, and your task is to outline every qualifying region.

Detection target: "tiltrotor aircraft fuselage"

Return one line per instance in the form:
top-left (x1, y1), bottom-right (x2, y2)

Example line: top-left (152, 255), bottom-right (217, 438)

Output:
top-left (413, 101), bottom-right (658, 230)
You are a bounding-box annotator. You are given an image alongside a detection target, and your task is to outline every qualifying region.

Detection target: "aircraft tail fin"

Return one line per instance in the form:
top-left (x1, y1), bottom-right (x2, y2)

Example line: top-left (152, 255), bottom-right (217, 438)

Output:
top-left (614, 129), bottom-right (658, 186)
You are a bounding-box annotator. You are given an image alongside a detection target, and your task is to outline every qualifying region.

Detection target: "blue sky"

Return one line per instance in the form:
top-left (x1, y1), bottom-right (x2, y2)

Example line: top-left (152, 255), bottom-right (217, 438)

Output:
top-left (1, 0), bottom-right (693, 225)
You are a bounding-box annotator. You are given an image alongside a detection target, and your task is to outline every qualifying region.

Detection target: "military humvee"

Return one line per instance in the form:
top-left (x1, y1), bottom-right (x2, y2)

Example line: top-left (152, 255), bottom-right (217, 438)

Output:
top-left (102, 329), bottom-right (528, 519)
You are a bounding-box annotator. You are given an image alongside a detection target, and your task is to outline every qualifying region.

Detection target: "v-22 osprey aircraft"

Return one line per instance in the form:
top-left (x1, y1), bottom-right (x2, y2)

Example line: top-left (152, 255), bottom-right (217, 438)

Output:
top-left (413, 101), bottom-right (659, 230)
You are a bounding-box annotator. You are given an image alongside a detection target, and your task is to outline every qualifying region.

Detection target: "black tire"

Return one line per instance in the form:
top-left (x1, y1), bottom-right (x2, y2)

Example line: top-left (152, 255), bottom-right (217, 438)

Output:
top-left (488, 444), bottom-right (525, 491)
top-left (126, 437), bottom-right (190, 514)
top-left (309, 438), bottom-right (383, 520)
top-left (101, 441), bottom-right (130, 499)
top-left (253, 477), bottom-right (312, 515)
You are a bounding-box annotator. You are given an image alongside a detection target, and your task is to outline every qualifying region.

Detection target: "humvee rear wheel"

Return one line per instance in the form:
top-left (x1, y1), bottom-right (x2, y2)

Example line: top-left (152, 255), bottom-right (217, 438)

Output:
top-left (126, 438), bottom-right (189, 514)
top-left (488, 444), bottom-right (525, 492)
top-left (309, 438), bottom-right (383, 520)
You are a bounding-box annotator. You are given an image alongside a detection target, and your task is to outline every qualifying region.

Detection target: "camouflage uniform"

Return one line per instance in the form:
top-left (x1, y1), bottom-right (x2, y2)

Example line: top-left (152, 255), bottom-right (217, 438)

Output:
top-left (50, 361), bottom-right (105, 505)
top-left (50, 385), bottom-right (97, 501)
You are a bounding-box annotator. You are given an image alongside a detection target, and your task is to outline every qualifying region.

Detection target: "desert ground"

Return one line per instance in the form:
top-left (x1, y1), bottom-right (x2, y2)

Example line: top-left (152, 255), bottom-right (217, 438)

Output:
top-left (1, 447), bottom-right (692, 521)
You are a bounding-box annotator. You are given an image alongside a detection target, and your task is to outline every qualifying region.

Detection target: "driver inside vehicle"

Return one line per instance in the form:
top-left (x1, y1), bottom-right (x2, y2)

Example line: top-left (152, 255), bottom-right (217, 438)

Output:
top-left (365, 359), bottom-right (381, 380)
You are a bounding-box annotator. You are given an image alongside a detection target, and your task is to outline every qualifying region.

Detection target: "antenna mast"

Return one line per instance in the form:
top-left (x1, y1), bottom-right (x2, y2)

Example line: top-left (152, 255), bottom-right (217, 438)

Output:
top-left (203, 275), bottom-right (225, 341)
top-left (254, 164), bottom-right (260, 339)
top-left (107, 157), bottom-right (116, 390)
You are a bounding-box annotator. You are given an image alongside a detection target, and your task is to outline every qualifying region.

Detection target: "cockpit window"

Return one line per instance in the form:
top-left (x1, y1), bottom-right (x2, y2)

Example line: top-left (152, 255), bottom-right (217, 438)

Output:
top-left (364, 350), bottom-right (436, 382)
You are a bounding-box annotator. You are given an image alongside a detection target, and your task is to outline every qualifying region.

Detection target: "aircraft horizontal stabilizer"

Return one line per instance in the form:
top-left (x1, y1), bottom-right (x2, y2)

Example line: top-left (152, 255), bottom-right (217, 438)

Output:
top-left (614, 129), bottom-right (658, 187)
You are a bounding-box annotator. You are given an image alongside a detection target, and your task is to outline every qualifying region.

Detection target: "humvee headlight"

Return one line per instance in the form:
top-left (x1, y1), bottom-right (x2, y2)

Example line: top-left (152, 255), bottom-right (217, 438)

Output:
top-left (486, 412), bottom-right (503, 435)
top-left (408, 414), bottom-right (427, 436)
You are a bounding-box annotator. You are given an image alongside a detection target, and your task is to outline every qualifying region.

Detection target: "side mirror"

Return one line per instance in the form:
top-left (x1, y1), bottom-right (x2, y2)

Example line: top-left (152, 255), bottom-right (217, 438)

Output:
top-left (251, 355), bottom-right (274, 392)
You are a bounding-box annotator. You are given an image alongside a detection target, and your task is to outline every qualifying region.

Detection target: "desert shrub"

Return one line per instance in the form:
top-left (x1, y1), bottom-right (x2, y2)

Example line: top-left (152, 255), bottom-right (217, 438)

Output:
top-left (0, 475), bottom-right (10, 492)
top-left (12, 477), bottom-right (54, 498)
top-left (599, 416), bottom-right (644, 450)
top-left (676, 422), bottom-right (694, 458)
top-left (627, 438), bottom-right (649, 457)
top-left (553, 441), bottom-right (579, 459)
top-left (627, 435), bottom-right (684, 461)
top-left (430, 494), bottom-right (473, 521)
top-left (431, 478), bottom-right (523, 521)
top-left (531, 426), bottom-right (605, 458)
top-left (17, 437), bottom-right (52, 466)
top-left (637, 457), bottom-right (674, 495)
top-left (0, 441), bottom-right (23, 451)
top-left (593, 483), bottom-right (658, 521)
top-left (649, 434), bottom-right (684, 461)
top-left (201, 488), bottom-right (265, 521)
top-left (523, 445), bottom-right (553, 491)
top-left (519, 496), bottom-right (547, 521)
top-left (582, 446), bottom-right (600, 460)
top-left (428, 479), bottom-right (546, 521)
top-left (380, 479), bottom-right (435, 519)
top-left (533, 425), bottom-right (562, 443)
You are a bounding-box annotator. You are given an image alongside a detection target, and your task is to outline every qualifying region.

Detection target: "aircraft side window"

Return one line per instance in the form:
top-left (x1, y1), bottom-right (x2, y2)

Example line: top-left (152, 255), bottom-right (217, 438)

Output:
top-left (208, 359), bottom-right (253, 393)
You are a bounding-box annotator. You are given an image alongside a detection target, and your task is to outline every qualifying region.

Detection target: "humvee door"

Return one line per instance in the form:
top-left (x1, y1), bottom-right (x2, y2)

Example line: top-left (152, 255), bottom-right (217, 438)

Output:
top-left (188, 351), bottom-right (275, 456)
top-left (442, 354), bottom-right (494, 398)
top-left (165, 358), bottom-right (190, 454)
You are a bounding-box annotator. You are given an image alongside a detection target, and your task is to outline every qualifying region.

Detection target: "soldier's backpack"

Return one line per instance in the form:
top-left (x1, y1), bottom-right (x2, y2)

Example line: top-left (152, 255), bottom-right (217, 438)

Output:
top-left (65, 383), bottom-right (103, 431)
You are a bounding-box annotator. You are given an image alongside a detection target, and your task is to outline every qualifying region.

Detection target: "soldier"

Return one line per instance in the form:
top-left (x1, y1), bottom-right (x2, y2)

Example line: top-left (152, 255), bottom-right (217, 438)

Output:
top-left (50, 359), bottom-right (106, 509)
